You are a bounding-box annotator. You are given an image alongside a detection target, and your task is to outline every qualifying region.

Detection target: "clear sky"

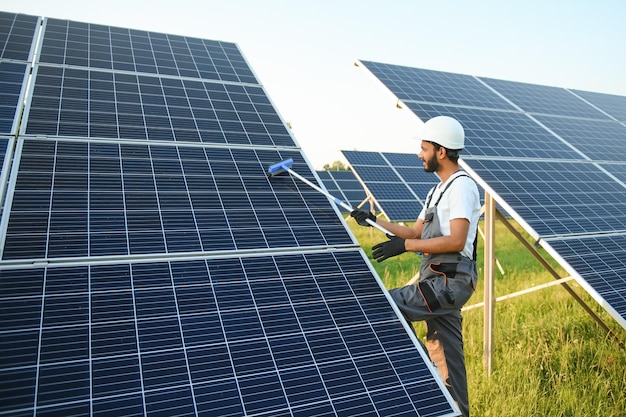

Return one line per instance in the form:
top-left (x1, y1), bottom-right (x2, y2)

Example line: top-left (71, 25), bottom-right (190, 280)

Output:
top-left (3, 0), bottom-right (625, 169)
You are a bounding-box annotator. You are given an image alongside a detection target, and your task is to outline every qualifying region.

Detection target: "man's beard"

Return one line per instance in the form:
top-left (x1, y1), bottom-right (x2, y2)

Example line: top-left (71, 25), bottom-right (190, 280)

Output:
top-left (423, 154), bottom-right (439, 173)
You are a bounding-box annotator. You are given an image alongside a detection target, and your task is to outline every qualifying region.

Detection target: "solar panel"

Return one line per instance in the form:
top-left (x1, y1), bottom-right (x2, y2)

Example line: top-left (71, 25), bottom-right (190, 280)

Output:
top-left (24, 65), bottom-right (292, 146)
top-left (534, 116), bottom-right (626, 163)
top-left (359, 60), bottom-right (515, 110)
top-left (0, 11), bottom-right (39, 61)
top-left (0, 15), bottom-right (459, 417)
top-left (1, 139), bottom-right (352, 260)
top-left (571, 89), bottom-right (626, 122)
top-left (358, 59), bottom-right (626, 330)
top-left (342, 150), bottom-right (438, 222)
top-left (479, 77), bottom-right (611, 119)
top-left (0, 250), bottom-right (455, 416)
top-left (0, 61), bottom-right (29, 135)
top-left (39, 18), bottom-right (257, 83)
top-left (463, 158), bottom-right (626, 238)
top-left (317, 170), bottom-right (367, 211)
top-left (544, 235), bottom-right (626, 329)
top-left (401, 102), bottom-right (585, 160)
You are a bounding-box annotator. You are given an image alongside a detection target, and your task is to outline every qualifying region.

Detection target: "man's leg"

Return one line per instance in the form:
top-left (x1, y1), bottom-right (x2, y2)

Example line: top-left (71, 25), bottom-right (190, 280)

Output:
top-left (425, 313), bottom-right (469, 417)
top-left (389, 285), bottom-right (470, 417)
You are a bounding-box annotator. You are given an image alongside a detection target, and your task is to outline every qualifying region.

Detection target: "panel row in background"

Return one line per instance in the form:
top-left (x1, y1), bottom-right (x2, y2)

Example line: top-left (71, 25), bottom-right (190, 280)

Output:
top-left (316, 169), bottom-right (368, 213)
top-left (342, 150), bottom-right (440, 222)
top-left (0, 137), bottom-right (353, 261)
top-left (0, 249), bottom-right (455, 417)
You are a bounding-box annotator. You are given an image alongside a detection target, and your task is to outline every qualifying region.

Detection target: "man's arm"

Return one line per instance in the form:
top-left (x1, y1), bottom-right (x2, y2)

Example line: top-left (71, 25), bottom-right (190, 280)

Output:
top-left (374, 217), bottom-right (424, 240)
top-left (404, 218), bottom-right (469, 254)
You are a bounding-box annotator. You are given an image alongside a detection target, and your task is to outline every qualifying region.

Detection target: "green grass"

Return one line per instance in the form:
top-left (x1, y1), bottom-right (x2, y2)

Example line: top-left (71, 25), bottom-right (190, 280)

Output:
top-left (348, 217), bottom-right (626, 417)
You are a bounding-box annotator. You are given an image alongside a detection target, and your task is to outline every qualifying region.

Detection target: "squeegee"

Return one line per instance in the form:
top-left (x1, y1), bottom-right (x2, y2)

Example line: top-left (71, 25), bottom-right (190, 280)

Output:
top-left (267, 158), bottom-right (392, 235)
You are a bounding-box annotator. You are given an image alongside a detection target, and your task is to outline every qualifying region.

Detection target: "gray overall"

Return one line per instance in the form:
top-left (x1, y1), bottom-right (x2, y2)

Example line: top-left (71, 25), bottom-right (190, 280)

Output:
top-left (389, 174), bottom-right (477, 417)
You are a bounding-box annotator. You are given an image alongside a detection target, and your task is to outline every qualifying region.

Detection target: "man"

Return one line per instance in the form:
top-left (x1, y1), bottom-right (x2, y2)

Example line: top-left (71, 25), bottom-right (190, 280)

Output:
top-left (351, 115), bottom-right (480, 417)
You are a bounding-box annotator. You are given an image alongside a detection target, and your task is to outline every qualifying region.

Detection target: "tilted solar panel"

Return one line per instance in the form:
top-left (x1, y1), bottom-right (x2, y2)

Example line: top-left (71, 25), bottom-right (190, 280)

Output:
top-left (402, 102), bottom-right (585, 160)
top-left (358, 59), bottom-right (626, 330)
top-left (25, 65), bottom-right (292, 146)
top-left (479, 77), bottom-right (611, 119)
top-left (0, 11), bottom-right (39, 61)
top-left (0, 250), bottom-right (454, 416)
top-left (463, 158), bottom-right (626, 238)
top-left (342, 150), bottom-right (436, 222)
top-left (0, 15), bottom-right (459, 417)
top-left (571, 89), bottom-right (626, 122)
top-left (317, 170), bottom-right (367, 211)
top-left (0, 61), bottom-right (29, 135)
top-left (534, 116), bottom-right (626, 163)
top-left (39, 18), bottom-right (257, 83)
top-left (544, 235), bottom-right (626, 329)
top-left (359, 60), bottom-right (515, 111)
top-left (1, 139), bottom-right (351, 260)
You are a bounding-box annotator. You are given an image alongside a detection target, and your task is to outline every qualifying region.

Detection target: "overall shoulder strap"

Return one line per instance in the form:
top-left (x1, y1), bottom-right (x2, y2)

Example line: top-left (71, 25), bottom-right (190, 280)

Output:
top-left (426, 172), bottom-right (470, 208)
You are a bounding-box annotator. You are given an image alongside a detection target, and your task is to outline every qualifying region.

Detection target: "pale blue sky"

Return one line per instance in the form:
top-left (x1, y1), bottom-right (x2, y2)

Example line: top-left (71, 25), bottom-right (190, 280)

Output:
top-left (3, 0), bottom-right (625, 168)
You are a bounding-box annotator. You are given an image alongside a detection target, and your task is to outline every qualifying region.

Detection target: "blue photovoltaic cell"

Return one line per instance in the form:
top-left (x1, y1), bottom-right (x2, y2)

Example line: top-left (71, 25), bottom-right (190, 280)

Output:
top-left (2, 139), bottom-right (351, 260)
top-left (534, 116), bottom-right (626, 163)
top-left (39, 18), bottom-right (257, 83)
top-left (546, 235), bottom-right (626, 328)
top-left (0, 251), bottom-right (455, 417)
top-left (480, 77), bottom-right (610, 119)
top-left (25, 65), bottom-right (293, 146)
top-left (0, 61), bottom-right (27, 134)
top-left (464, 158), bottom-right (626, 237)
top-left (571, 89), bottom-right (626, 122)
top-left (359, 60), bottom-right (515, 110)
top-left (0, 11), bottom-right (38, 61)
top-left (402, 101), bottom-right (584, 160)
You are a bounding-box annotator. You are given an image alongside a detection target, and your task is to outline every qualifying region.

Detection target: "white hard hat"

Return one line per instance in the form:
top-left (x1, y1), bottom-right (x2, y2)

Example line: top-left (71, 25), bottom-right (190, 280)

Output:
top-left (419, 116), bottom-right (465, 150)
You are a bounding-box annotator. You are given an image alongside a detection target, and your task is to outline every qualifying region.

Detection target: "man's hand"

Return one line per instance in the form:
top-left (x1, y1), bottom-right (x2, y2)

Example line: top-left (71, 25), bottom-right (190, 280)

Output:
top-left (350, 209), bottom-right (376, 227)
top-left (372, 235), bottom-right (407, 262)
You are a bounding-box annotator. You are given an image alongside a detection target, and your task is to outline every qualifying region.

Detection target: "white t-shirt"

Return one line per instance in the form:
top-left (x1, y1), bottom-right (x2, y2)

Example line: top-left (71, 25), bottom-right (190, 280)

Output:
top-left (418, 172), bottom-right (481, 259)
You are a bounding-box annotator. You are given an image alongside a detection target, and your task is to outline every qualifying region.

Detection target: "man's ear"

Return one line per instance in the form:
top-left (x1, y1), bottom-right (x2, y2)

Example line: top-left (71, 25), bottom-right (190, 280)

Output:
top-left (438, 146), bottom-right (447, 159)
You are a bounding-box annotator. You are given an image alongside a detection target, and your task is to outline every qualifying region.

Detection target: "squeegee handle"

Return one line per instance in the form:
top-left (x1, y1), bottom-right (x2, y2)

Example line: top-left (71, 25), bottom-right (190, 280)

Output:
top-left (286, 168), bottom-right (393, 236)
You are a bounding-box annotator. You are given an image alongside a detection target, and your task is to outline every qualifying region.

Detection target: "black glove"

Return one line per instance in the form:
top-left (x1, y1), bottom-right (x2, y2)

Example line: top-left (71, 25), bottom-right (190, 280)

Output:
top-left (350, 209), bottom-right (376, 227)
top-left (372, 235), bottom-right (406, 263)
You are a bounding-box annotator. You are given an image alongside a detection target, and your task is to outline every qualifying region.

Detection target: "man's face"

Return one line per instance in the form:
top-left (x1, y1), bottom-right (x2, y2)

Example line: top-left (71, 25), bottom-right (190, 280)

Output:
top-left (419, 141), bottom-right (439, 173)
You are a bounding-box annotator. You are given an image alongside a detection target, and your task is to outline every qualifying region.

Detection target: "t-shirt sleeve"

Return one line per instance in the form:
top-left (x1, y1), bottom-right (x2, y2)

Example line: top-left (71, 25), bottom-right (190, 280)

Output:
top-left (447, 177), bottom-right (479, 221)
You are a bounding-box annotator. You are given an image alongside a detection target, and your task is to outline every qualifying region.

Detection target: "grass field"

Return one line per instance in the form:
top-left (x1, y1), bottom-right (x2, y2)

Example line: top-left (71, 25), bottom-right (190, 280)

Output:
top-left (347, 217), bottom-right (626, 417)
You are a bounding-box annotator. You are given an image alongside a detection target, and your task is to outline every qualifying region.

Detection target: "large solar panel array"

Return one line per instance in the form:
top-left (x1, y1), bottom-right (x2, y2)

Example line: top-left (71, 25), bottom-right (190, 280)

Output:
top-left (358, 60), bottom-right (626, 330)
top-left (0, 12), bottom-right (459, 416)
top-left (341, 150), bottom-right (439, 222)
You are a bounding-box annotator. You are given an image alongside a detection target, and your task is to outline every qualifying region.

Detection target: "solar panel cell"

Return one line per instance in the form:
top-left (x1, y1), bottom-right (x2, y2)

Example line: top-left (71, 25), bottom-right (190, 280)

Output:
top-left (0, 62), bottom-right (28, 134)
top-left (480, 77), bottom-right (610, 119)
top-left (360, 60), bottom-right (515, 110)
top-left (0, 11), bottom-right (38, 61)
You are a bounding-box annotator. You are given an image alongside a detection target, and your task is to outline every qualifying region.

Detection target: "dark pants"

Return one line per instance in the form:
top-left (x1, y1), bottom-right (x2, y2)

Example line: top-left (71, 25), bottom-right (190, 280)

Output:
top-left (390, 283), bottom-right (470, 417)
